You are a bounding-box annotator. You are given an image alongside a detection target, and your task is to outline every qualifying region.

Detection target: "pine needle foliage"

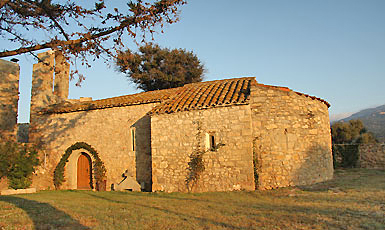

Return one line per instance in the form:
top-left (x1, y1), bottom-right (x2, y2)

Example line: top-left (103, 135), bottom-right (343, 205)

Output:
top-left (116, 43), bottom-right (204, 91)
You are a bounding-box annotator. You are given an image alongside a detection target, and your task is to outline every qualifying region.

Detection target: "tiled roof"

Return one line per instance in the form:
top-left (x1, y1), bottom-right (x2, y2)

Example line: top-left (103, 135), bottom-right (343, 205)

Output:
top-left (150, 77), bottom-right (254, 114)
top-left (42, 77), bottom-right (329, 114)
top-left (41, 87), bottom-right (180, 114)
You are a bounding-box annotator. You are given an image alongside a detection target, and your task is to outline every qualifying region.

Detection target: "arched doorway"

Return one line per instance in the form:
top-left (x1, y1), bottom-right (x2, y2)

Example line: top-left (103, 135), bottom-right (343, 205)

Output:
top-left (54, 142), bottom-right (105, 190)
top-left (77, 152), bottom-right (92, 189)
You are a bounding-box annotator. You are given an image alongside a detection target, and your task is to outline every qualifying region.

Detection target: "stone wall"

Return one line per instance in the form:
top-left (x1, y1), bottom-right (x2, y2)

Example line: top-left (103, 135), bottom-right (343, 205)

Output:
top-left (151, 105), bottom-right (255, 192)
top-left (31, 103), bottom-right (157, 191)
top-left (359, 144), bottom-right (385, 169)
top-left (30, 51), bottom-right (55, 114)
top-left (250, 85), bottom-right (333, 189)
top-left (0, 59), bottom-right (19, 141)
top-left (53, 52), bottom-right (70, 101)
top-left (29, 51), bottom-right (70, 143)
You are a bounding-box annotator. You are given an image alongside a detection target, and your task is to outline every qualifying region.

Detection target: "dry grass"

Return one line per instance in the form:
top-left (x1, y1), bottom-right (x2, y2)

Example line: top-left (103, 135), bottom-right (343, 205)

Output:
top-left (0, 168), bottom-right (384, 229)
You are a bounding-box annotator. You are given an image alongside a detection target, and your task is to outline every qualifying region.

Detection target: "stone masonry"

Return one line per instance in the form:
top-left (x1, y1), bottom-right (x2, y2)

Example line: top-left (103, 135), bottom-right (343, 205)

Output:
top-left (32, 104), bottom-right (156, 191)
top-left (250, 83), bottom-right (333, 189)
top-left (151, 105), bottom-right (255, 192)
top-left (0, 59), bottom-right (19, 141)
top-left (29, 51), bottom-right (70, 145)
top-left (1, 50), bottom-right (333, 193)
top-left (358, 144), bottom-right (385, 169)
top-left (53, 52), bottom-right (70, 101)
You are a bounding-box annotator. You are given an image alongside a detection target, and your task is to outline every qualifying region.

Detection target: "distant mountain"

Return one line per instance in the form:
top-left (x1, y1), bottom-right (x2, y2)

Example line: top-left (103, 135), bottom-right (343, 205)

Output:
top-left (339, 104), bottom-right (385, 142)
top-left (329, 112), bottom-right (353, 122)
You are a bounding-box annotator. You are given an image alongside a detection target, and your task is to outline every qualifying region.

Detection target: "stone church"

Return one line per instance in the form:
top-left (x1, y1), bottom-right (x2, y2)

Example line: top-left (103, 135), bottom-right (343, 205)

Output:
top-left (0, 51), bottom-right (333, 192)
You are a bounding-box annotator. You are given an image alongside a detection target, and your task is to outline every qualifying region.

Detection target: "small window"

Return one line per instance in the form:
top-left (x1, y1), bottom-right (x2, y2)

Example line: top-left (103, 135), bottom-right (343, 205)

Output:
top-left (210, 134), bottom-right (215, 151)
top-left (205, 132), bottom-right (216, 151)
top-left (131, 127), bottom-right (136, 151)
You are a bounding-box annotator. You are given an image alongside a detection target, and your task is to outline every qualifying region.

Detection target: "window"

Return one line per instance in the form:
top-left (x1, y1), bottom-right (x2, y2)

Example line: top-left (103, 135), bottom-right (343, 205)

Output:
top-left (131, 127), bottom-right (136, 151)
top-left (210, 134), bottom-right (215, 151)
top-left (205, 132), bottom-right (216, 151)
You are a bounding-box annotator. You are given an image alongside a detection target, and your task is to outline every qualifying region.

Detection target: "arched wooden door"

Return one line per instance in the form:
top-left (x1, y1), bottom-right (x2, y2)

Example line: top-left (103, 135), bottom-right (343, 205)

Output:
top-left (77, 153), bottom-right (92, 189)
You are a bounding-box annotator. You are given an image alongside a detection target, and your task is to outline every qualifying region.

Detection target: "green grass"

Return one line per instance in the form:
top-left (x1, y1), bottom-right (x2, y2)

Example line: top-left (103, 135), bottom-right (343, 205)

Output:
top-left (1, 169), bottom-right (385, 229)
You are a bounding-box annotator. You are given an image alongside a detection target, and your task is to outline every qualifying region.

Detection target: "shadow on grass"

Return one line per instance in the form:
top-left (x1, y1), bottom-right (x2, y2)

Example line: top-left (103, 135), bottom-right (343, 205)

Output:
top-left (0, 196), bottom-right (89, 230)
top-left (71, 189), bottom-right (208, 202)
top-left (83, 191), bottom-right (242, 229)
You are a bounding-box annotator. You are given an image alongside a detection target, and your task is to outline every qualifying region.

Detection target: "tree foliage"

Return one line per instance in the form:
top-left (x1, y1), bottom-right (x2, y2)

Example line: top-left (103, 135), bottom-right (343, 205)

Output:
top-left (116, 43), bottom-right (204, 91)
top-left (0, 0), bottom-right (186, 83)
top-left (0, 141), bottom-right (39, 189)
top-left (332, 144), bottom-right (359, 168)
top-left (331, 119), bottom-right (377, 144)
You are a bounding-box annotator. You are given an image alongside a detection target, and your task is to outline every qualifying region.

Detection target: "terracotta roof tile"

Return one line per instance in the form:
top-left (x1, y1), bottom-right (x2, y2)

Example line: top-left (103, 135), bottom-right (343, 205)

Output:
top-left (41, 87), bottom-right (181, 114)
top-left (41, 77), bottom-right (329, 114)
top-left (149, 77), bottom-right (254, 115)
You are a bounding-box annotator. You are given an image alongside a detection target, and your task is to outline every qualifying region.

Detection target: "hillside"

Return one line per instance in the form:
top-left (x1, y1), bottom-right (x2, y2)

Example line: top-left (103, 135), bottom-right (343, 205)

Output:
top-left (340, 104), bottom-right (385, 142)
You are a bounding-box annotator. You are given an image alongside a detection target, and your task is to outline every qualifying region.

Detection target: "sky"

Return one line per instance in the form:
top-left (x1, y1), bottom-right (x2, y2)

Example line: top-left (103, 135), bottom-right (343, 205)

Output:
top-left (1, 0), bottom-right (385, 123)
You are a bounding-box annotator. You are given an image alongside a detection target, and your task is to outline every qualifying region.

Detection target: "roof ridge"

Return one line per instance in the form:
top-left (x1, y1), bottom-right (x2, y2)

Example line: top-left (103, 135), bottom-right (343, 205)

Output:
top-left (90, 86), bottom-right (181, 104)
top-left (184, 77), bottom-right (256, 86)
top-left (63, 77), bottom-right (255, 107)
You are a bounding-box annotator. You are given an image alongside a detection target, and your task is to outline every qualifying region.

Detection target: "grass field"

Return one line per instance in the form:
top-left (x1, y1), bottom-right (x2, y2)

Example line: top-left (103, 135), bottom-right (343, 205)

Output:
top-left (0, 169), bottom-right (384, 230)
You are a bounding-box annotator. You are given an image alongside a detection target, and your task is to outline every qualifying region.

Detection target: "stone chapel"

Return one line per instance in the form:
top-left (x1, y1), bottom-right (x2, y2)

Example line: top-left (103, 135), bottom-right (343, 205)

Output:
top-left (0, 51), bottom-right (333, 192)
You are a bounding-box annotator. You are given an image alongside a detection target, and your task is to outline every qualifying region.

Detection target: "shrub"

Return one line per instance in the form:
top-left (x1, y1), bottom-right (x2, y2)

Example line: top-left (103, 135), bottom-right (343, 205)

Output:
top-left (332, 144), bottom-right (359, 168)
top-left (252, 137), bottom-right (260, 190)
top-left (0, 141), bottom-right (39, 189)
top-left (0, 142), bottom-right (17, 179)
top-left (185, 150), bottom-right (205, 192)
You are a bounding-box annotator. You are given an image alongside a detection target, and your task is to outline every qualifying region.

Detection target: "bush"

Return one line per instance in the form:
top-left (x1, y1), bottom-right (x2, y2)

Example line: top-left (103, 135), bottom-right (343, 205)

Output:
top-left (0, 142), bottom-right (16, 179)
top-left (0, 141), bottom-right (39, 189)
top-left (332, 144), bottom-right (359, 168)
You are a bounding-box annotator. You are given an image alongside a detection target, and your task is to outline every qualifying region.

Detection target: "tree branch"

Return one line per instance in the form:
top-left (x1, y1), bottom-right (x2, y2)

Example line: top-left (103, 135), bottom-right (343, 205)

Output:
top-left (39, 3), bottom-right (70, 41)
top-left (0, 0), bottom-right (186, 62)
top-left (0, 17), bottom-right (135, 57)
top-left (0, 0), bottom-right (10, 9)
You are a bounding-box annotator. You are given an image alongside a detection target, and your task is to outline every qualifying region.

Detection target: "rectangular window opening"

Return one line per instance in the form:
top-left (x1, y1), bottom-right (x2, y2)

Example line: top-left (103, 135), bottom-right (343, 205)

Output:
top-left (205, 132), bottom-right (218, 151)
top-left (131, 128), bottom-right (136, 151)
top-left (210, 134), bottom-right (215, 151)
